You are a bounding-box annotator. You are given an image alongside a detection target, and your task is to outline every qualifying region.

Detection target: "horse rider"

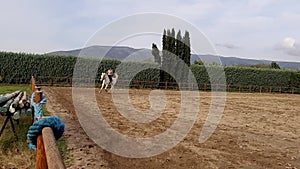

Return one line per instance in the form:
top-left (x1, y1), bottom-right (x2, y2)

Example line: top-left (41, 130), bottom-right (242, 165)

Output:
top-left (107, 68), bottom-right (114, 84)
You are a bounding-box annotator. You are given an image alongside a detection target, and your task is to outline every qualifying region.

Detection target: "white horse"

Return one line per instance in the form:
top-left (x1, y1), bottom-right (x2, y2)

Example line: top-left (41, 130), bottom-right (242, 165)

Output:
top-left (99, 73), bottom-right (118, 93)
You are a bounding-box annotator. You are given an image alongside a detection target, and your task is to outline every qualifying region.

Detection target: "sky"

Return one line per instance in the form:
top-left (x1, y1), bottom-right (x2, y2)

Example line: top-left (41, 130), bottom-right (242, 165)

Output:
top-left (1, 0), bottom-right (300, 62)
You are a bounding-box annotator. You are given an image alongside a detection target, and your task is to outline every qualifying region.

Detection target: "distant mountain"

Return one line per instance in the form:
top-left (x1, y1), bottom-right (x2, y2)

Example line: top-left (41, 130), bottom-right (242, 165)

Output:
top-left (47, 45), bottom-right (300, 70)
top-left (47, 45), bottom-right (151, 61)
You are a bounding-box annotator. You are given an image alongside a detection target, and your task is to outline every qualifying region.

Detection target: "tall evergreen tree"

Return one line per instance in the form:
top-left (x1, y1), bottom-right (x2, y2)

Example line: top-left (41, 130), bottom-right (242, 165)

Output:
top-left (175, 30), bottom-right (185, 82)
top-left (183, 31), bottom-right (191, 66)
top-left (162, 29), bottom-right (169, 66)
top-left (162, 29), bottom-right (167, 51)
top-left (176, 30), bottom-right (183, 58)
top-left (163, 29), bottom-right (173, 82)
top-left (160, 28), bottom-right (192, 83)
top-left (152, 43), bottom-right (161, 64)
top-left (168, 28), bottom-right (177, 82)
top-left (171, 28), bottom-right (176, 55)
top-left (161, 29), bottom-right (167, 83)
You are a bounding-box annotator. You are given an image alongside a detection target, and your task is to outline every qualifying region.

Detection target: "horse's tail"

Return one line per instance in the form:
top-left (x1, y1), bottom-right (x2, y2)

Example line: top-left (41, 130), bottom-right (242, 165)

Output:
top-left (114, 73), bottom-right (119, 80)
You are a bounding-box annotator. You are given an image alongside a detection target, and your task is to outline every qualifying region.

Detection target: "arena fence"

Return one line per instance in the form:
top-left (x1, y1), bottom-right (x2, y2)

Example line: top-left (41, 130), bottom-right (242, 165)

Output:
top-left (6, 76), bottom-right (300, 94)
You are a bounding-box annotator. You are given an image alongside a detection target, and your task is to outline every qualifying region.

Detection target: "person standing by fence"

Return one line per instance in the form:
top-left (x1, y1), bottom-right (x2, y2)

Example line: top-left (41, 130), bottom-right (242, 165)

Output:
top-left (31, 86), bottom-right (47, 121)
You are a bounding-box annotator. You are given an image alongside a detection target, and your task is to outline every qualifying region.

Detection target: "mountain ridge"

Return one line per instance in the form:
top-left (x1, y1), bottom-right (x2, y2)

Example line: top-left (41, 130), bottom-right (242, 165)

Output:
top-left (47, 45), bottom-right (300, 70)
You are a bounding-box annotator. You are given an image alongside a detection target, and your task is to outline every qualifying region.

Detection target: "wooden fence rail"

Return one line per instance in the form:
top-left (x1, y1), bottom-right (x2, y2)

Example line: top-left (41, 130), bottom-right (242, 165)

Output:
top-left (32, 76), bottom-right (65, 169)
top-left (32, 76), bottom-right (300, 94)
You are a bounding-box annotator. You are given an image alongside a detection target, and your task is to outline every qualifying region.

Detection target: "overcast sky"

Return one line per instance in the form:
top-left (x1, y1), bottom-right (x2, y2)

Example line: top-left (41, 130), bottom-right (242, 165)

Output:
top-left (1, 0), bottom-right (300, 62)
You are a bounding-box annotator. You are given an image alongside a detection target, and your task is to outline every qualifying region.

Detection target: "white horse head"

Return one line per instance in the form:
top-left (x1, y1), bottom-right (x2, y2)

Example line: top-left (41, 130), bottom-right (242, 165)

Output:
top-left (100, 72), bottom-right (106, 81)
top-left (99, 72), bottom-right (118, 93)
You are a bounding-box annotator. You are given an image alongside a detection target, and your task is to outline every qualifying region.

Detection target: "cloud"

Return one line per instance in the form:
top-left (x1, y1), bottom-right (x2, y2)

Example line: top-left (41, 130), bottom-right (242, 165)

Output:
top-left (0, 0), bottom-right (300, 62)
top-left (215, 43), bottom-right (241, 49)
top-left (275, 37), bottom-right (300, 57)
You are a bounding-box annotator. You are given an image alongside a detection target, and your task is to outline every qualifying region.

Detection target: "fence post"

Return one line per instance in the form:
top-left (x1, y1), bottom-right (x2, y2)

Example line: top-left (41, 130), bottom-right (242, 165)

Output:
top-left (32, 77), bottom-right (48, 169)
top-left (165, 82), bottom-right (168, 90)
top-left (260, 86), bottom-right (262, 93)
top-left (279, 86), bottom-right (282, 93)
top-left (31, 76), bottom-right (36, 92)
top-left (51, 77), bottom-right (53, 86)
top-left (270, 86), bottom-right (272, 93)
top-left (32, 76), bottom-right (65, 169)
top-left (37, 135), bottom-right (48, 169)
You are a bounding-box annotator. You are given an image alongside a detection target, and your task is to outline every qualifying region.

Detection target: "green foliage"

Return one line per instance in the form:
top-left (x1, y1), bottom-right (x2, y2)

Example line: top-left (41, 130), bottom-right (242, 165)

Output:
top-left (190, 64), bottom-right (210, 84)
top-left (193, 60), bottom-right (204, 65)
top-left (190, 64), bottom-right (297, 90)
top-left (161, 28), bottom-right (191, 83)
top-left (0, 52), bottom-right (120, 83)
top-left (182, 31), bottom-right (191, 67)
top-left (235, 62), bottom-right (281, 69)
top-left (176, 30), bottom-right (183, 58)
top-left (224, 66), bottom-right (290, 86)
top-left (115, 62), bottom-right (160, 88)
top-left (271, 61), bottom-right (281, 69)
top-left (290, 71), bottom-right (300, 88)
top-left (116, 62), bottom-right (160, 82)
top-left (239, 64), bottom-right (271, 69)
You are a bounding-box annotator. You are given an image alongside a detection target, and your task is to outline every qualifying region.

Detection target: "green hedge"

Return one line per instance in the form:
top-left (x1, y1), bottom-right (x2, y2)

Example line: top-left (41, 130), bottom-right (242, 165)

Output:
top-left (116, 62), bottom-right (160, 81)
top-left (0, 52), bottom-right (299, 90)
top-left (190, 64), bottom-right (299, 89)
top-left (0, 52), bottom-right (120, 83)
top-left (0, 52), bottom-right (160, 85)
top-left (224, 66), bottom-right (292, 87)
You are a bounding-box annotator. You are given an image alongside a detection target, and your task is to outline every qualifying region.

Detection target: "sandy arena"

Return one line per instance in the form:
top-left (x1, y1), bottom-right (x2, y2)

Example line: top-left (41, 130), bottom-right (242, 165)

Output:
top-left (43, 87), bottom-right (299, 169)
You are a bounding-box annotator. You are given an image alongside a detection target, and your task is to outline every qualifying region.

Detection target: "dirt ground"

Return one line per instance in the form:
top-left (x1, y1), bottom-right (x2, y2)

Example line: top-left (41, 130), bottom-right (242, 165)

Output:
top-left (43, 87), bottom-right (300, 169)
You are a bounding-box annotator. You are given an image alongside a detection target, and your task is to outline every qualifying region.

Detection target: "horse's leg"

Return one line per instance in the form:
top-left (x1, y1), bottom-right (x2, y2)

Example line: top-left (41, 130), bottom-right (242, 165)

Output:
top-left (109, 80), bottom-right (117, 93)
top-left (99, 81), bottom-right (105, 93)
top-left (105, 83), bottom-right (108, 92)
top-left (110, 83), bottom-right (114, 91)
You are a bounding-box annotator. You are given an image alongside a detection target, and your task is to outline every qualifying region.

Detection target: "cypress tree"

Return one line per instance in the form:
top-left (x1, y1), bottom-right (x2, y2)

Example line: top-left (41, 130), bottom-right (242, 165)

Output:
top-left (161, 29), bottom-right (167, 83)
top-left (168, 28), bottom-right (177, 83)
top-left (160, 28), bottom-right (191, 83)
top-left (176, 30), bottom-right (183, 57)
top-left (171, 28), bottom-right (176, 54)
top-left (176, 30), bottom-right (185, 82)
top-left (180, 31), bottom-right (191, 82)
top-left (162, 29), bottom-right (169, 67)
top-left (183, 31), bottom-right (191, 66)
top-left (163, 29), bottom-right (172, 82)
